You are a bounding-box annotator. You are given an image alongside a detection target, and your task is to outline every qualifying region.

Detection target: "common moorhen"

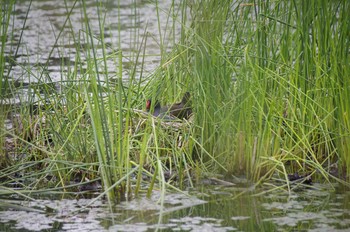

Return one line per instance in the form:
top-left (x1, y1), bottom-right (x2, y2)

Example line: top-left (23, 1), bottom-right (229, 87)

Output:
top-left (146, 99), bottom-right (176, 120)
top-left (168, 92), bottom-right (192, 119)
top-left (146, 92), bottom-right (192, 120)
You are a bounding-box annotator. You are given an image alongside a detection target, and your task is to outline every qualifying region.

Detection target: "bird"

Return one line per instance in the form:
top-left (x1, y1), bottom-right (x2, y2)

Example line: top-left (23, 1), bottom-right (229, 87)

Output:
top-left (168, 92), bottom-right (192, 119)
top-left (146, 92), bottom-right (192, 120)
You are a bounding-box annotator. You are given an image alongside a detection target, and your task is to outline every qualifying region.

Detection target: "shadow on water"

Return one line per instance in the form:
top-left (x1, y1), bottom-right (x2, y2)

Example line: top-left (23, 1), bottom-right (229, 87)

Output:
top-left (1, 183), bottom-right (350, 231)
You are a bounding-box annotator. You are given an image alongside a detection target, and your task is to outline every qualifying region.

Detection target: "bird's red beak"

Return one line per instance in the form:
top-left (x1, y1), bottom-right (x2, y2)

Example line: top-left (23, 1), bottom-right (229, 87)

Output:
top-left (146, 100), bottom-right (151, 110)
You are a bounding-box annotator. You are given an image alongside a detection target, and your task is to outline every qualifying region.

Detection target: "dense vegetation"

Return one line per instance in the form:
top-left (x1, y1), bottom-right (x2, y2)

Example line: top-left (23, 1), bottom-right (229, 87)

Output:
top-left (1, 0), bottom-right (349, 203)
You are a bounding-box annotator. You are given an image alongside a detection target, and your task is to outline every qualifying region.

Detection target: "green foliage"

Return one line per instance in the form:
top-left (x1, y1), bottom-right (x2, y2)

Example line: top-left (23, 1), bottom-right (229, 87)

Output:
top-left (174, 0), bottom-right (350, 183)
top-left (1, 0), bottom-right (350, 203)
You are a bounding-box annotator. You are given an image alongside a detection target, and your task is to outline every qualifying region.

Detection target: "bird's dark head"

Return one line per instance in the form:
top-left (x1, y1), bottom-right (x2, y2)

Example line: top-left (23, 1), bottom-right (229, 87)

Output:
top-left (146, 99), bottom-right (161, 111)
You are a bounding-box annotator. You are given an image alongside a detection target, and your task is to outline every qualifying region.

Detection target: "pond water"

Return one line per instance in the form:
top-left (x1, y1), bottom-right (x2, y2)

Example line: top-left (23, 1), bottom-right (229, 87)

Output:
top-left (3, 0), bottom-right (179, 104)
top-left (1, 182), bottom-right (350, 231)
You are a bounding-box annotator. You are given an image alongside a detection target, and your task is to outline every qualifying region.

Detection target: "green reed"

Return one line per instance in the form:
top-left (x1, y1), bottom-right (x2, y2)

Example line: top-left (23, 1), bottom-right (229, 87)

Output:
top-left (1, 0), bottom-right (349, 204)
top-left (171, 0), bottom-right (350, 183)
top-left (0, 0), bottom-right (13, 161)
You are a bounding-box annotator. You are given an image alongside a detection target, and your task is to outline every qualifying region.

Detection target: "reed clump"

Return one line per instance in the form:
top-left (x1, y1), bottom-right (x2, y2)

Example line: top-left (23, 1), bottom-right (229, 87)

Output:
top-left (1, 0), bottom-right (350, 204)
top-left (173, 0), bottom-right (350, 184)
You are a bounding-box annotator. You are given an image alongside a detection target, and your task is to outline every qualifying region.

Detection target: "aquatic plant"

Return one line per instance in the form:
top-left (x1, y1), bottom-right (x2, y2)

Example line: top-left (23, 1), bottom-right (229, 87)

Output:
top-left (1, 0), bottom-right (349, 206)
top-left (179, 0), bottom-right (350, 186)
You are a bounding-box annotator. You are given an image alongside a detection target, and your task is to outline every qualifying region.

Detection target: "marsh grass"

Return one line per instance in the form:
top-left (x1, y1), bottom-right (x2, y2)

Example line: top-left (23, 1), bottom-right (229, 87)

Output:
top-left (153, 0), bottom-right (350, 187)
top-left (1, 0), bottom-right (350, 205)
top-left (1, 1), bottom-right (14, 168)
top-left (183, 0), bottom-right (350, 184)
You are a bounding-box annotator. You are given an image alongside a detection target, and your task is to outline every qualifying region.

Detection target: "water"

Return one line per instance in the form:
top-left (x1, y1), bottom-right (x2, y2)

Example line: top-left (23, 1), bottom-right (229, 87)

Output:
top-left (3, 0), bottom-right (179, 104)
top-left (1, 183), bottom-right (350, 231)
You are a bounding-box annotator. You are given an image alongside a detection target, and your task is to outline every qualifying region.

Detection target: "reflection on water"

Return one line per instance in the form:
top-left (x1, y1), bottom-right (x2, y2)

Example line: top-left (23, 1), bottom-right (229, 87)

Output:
top-left (1, 184), bottom-right (350, 231)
